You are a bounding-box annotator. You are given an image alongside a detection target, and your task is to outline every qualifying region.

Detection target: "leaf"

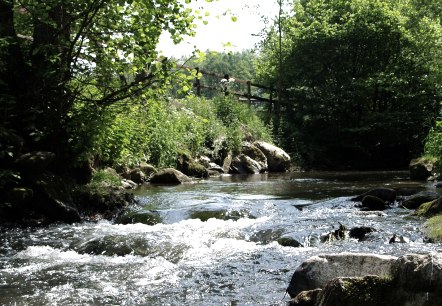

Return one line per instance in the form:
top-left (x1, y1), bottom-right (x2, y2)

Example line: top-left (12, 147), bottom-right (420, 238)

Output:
top-left (231, 16), bottom-right (238, 22)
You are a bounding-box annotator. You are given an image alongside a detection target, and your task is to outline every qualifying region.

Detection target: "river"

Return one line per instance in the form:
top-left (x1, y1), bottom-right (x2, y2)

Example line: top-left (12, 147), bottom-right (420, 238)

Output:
top-left (1, 171), bottom-right (441, 305)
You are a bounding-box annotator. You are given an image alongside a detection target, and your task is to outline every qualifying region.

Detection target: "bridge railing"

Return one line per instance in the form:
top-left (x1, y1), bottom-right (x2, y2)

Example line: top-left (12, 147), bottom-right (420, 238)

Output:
top-left (181, 66), bottom-right (277, 107)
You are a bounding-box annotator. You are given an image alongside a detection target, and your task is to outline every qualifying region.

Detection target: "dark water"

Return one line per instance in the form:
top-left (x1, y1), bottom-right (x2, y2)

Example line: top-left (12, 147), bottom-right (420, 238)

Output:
top-left (1, 171), bottom-right (441, 305)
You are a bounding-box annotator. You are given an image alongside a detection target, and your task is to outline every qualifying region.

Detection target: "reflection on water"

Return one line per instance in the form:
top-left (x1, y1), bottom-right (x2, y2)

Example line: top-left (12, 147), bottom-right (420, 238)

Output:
top-left (1, 171), bottom-right (441, 305)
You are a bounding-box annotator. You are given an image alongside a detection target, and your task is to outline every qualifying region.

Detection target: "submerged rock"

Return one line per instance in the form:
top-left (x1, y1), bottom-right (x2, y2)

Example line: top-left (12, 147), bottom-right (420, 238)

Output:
top-left (348, 226), bottom-right (376, 241)
top-left (360, 195), bottom-right (387, 211)
top-left (351, 188), bottom-right (396, 204)
top-left (116, 210), bottom-right (162, 225)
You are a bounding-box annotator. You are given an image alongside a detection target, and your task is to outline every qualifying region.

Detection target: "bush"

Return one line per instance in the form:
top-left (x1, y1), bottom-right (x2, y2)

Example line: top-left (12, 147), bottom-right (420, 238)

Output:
top-left (90, 94), bottom-right (272, 169)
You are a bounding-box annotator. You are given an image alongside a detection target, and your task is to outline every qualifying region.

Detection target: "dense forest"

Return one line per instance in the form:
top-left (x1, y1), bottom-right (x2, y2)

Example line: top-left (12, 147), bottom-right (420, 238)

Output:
top-left (1, 0), bottom-right (441, 191)
top-left (256, 0), bottom-right (442, 170)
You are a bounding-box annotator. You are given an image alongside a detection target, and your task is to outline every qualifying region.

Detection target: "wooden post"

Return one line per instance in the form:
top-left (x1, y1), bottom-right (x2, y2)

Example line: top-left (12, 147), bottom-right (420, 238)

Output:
top-left (247, 80), bottom-right (251, 105)
top-left (195, 67), bottom-right (201, 96)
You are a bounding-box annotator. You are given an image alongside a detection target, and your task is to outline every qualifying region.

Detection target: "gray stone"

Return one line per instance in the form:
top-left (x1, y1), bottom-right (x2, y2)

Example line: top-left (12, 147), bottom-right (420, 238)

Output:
top-left (286, 253), bottom-right (397, 298)
top-left (231, 154), bottom-right (263, 174)
top-left (401, 191), bottom-right (440, 210)
top-left (150, 168), bottom-right (191, 184)
top-left (253, 141), bottom-right (291, 172)
top-left (351, 188), bottom-right (397, 203)
top-left (361, 195), bottom-right (387, 211)
top-left (409, 158), bottom-right (436, 181)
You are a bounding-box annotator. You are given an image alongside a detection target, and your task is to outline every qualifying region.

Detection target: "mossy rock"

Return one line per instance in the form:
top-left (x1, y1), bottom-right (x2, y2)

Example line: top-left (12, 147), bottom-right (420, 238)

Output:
top-left (316, 276), bottom-right (395, 306)
top-left (176, 153), bottom-right (208, 178)
top-left (414, 197), bottom-right (442, 217)
top-left (423, 215), bottom-right (442, 242)
top-left (116, 210), bottom-right (162, 225)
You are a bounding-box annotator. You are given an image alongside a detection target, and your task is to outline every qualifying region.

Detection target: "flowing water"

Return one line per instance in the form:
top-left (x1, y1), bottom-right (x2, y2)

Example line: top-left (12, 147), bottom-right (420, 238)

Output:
top-left (1, 171), bottom-right (441, 305)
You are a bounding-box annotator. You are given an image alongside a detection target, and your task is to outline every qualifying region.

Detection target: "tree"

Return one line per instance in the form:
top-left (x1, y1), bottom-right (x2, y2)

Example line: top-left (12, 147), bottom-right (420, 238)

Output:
top-left (0, 0), bottom-right (196, 171)
top-left (256, 0), bottom-right (442, 169)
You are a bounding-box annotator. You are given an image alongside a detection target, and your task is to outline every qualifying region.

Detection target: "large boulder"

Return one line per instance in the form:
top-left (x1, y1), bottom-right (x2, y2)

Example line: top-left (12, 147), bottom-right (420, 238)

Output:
top-left (14, 151), bottom-right (55, 173)
top-left (253, 141), bottom-right (290, 172)
top-left (32, 173), bottom-right (81, 223)
top-left (230, 154), bottom-right (263, 174)
top-left (288, 253), bottom-right (442, 306)
top-left (286, 253), bottom-right (396, 298)
top-left (360, 195), bottom-right (387, 211)
top-left (176, 153), bottom-right (209, 178)
top-left (422, 215), bottom-right (442, 242)
top-left (150, 168), bottom-right (191, 184)
top-left (414, 196), bottom-right (442, 217)
top-left (409, 157), bottom-right (437, 181)
top-left (241, 142), bottom-right (268, 171)
top-left (401, 191), bottom-right (440, 210)
top-left (392, 253), bottom-right (442, 294)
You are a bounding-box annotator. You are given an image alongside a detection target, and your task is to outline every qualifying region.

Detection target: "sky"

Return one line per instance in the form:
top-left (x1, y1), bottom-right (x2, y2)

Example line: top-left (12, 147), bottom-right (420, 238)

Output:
top-left (157, 0), bottom-right (280, 58)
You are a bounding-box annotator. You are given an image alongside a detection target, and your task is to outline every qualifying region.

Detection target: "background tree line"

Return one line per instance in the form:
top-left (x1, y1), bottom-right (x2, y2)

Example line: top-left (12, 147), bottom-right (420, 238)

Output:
top-left (1, 0), bottom-right (442, 189)
top-left (255, 0), bottom-right (442, 170)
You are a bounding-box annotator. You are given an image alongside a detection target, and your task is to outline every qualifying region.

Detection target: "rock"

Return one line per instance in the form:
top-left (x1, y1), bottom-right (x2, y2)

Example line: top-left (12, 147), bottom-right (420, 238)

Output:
top-left (176, 153), bottom-right (209, 178)
top-left (15, 151), bottom-right (55, 173)
top-left (149, 168), bottom-right (191, 184)
top-left (392, 253), bottom-right (442, 295)
top-left (278, 236), bottom-right (303, 248)
top-left (121, 179), bottom-right (137, 189)
top-left (409, 157), bottom-right (436, 181)
top-left (196, 155), bottom-right (211, 168)
top-left (361, 195), bottom-right (387, 211)
top-left (320, 223), bottom-right (347, 242)
top-left (401, 191), bottom-right (440, 209)
top-left (289, 288), bottom-right (322, 306)
top-left (74, 235), bottom-right (150, 257)
top-left (207, 162), bottom-right (224, 173)
top-left (33, 173), bottom-right (81, 223)
top-left (351, 188), bottom-right (396, 204)
top-left (72, 187), bottom-right (134, 220)
top-left (414, 196), bottom-right (442, 217)
top-left (116, 210), bottom-right (162, 225)
top-left (223, 153), bottom-right (233, 173)
top-left (348, 226), bottom-right (376, 241)
top-left (253, 141), bottom-right (291, 172)
top-left (388, 233), bottom-right (410, 243)
top-left (230, 154), bottom-right (263, 174)
top-left (314, 275), bottom-right (393, 306)
top-left (287, 253), bottom-right (442, 306)
top-left (126, 168), bottom-right (145, 184)
top-left (242, 142), bottom-right (268, 171)
top-left (286, 253), bottom-right (397, 298)
top-left (422, 215), bottom-right (442, 242)
top-left (139, 162), bottom-right (157, 179)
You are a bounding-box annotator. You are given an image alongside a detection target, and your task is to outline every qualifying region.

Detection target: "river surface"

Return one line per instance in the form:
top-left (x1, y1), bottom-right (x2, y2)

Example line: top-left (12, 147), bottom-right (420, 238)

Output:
top-left (1, 171), bottom-right (442, 305)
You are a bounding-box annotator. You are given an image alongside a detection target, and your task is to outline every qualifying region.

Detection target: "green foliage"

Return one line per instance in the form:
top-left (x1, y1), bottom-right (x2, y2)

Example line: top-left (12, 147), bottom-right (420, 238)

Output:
top-left (256, 0), bottom-right (442, 169)
top-left (88, 168), bottom-right (122, 189)
top-left (0, 0), bottom-right (198, 171)
top-left (183, 50), bottom-right (258, 98)
top-left (90, 94), bottom-right (272, 168)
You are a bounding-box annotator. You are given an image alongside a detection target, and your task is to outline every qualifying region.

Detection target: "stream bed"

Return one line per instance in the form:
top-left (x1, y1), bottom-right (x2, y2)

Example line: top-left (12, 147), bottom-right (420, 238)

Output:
top-left (1, 171), bottom-right (441, 305)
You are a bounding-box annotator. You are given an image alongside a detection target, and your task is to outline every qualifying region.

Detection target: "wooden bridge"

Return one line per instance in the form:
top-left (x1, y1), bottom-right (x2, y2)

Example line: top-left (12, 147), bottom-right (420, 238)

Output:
top-left (182, 66), bottom-right (280, 112)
